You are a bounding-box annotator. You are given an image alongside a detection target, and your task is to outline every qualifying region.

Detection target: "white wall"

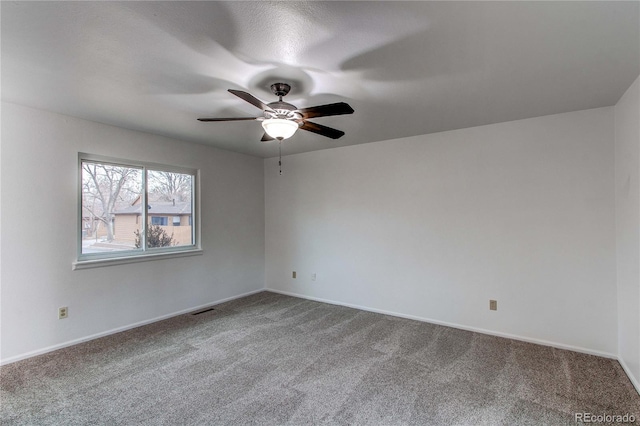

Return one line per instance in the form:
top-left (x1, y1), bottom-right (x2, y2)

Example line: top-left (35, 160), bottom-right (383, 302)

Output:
top-left (0, 102), bottom-right (265, 362)
top-left (265, 107), bottom-right (617, 356)
top-left (615, 75), bottom-right (640, 389)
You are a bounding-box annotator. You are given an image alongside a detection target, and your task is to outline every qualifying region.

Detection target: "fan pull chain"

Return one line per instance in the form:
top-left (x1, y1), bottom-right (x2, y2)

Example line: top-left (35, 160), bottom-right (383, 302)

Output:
top-left (279, 141), bottom-right (282, 175)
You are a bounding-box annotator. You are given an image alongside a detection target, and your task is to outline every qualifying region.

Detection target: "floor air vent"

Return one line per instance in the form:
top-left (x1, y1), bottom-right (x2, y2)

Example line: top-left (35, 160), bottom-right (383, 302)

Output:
top-left (191, 307), bottom-right (215, 315)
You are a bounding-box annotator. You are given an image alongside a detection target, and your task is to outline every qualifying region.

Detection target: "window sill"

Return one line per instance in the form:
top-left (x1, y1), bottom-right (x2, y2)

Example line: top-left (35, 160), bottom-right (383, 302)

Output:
top-left (72, 248), bottom-right (203, 270)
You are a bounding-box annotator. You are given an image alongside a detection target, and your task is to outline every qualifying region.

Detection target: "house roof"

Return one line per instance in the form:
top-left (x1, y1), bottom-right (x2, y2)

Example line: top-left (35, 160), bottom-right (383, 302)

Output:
top-left (2, 2), bottom-right (638, 158)
top-left (82, 197), bottom-right (135, 219)
top-left (115, 201), bottom-right (191, 216)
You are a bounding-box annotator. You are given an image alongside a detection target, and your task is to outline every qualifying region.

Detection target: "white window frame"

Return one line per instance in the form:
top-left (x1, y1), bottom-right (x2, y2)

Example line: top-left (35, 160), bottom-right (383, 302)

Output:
top-left (73, 153), bottom-right (202, 270)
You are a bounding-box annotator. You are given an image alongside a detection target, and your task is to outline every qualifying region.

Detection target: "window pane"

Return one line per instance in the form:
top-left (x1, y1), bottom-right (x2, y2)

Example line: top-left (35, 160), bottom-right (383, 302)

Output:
top-left (151, 216), bottom-right (168, 226)
top-left (146, 170), bottom-right (194, 248)
top-left (81, 161), bottom-right (142, 254)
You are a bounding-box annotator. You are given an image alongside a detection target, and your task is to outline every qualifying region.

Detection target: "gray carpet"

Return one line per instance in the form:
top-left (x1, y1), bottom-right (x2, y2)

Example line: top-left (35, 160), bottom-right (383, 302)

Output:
top-left (1, 291), bottom-right (638, 425)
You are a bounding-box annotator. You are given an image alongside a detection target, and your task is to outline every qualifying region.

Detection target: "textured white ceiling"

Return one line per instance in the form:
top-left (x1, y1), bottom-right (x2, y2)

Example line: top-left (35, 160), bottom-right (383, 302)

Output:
top-left (2, 1), bottom-right (639, 158)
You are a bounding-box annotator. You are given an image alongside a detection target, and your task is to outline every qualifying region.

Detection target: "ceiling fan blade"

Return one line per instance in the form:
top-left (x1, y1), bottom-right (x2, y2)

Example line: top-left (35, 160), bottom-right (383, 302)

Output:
top-left (300, 121), bottom-right (345, 139)
top-left (261, 132), bottom-right (275, 142)
top-left (297, 102), bottom-right (354, 119)
top-left (228, 89), bottom-right (274, 112)
top-left (197, 117), bottom-right (259, 122)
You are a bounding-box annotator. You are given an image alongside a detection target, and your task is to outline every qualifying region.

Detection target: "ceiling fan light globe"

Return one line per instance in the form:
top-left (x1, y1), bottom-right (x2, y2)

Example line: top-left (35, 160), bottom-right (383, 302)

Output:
top-left (262, 118), bottom-right (298, 140)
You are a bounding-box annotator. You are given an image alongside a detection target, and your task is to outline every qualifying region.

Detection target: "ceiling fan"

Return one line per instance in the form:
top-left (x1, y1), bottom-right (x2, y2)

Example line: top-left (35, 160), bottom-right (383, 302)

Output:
top-left (198, 83), bottom-right (354, 141)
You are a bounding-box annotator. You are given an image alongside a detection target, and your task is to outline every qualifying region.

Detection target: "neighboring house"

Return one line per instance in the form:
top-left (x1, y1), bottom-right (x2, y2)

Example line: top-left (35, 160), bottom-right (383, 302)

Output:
top-left (113, 196), bottom-right (192, 245)
top-left (82, 199), bottom-right (136, 240)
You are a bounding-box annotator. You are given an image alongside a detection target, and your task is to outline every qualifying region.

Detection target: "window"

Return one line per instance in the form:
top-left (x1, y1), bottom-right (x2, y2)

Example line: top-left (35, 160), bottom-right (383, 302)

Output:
top-left (151, 216), bottom-right (168, 226)
top-left (76, 154), bottom-right (200, 269)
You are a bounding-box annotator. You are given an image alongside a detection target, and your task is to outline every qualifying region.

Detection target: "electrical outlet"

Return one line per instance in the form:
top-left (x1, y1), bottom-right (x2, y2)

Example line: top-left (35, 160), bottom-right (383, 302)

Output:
top-left (311, 273), bottom-right (316, 281)
top-left (489, 300), bottom-right (497, 311)
top-left (292, 271), bottom-right (296, 279)
top-left (58, 307), bottom-right (68, 319)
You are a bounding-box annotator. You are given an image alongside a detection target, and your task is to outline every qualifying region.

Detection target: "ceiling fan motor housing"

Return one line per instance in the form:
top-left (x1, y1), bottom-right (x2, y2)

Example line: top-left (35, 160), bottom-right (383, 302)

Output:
top-left (266, 101), bottom-right (301, 122)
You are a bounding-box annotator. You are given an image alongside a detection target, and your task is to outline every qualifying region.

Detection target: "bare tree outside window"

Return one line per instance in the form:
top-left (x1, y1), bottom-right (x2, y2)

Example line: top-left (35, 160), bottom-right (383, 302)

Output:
top-left (148, 170), bottom-right (192, 203)
top-left (81, 162), bottom-right (141, 247)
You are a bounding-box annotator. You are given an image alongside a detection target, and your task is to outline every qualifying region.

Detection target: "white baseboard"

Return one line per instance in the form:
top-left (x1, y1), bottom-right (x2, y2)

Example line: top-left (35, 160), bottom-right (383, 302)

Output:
top-left (0, 288), bottom-right (265, 366)
top-left (266, 288), bottom-right (618, 360)
top-left (618, 357), bottom-right (640, 396)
